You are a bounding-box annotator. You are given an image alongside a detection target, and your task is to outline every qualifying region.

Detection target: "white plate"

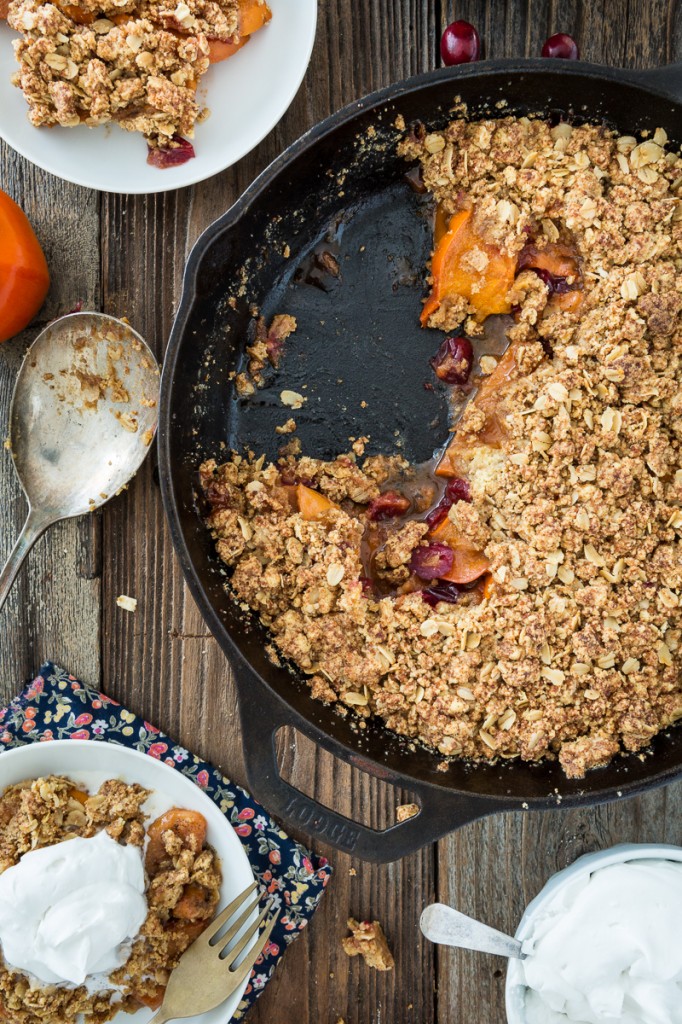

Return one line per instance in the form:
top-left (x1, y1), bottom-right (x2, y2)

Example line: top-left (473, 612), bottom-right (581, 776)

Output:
top-left (0, 0), bottom-right (317, 193)
top-left (0, 739), bottom-right (257, 1024)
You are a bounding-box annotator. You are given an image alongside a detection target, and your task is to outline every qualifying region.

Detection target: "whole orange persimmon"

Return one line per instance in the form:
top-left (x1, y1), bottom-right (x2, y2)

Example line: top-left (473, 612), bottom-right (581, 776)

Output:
top-left (0, 189), bottom-right (50, 343)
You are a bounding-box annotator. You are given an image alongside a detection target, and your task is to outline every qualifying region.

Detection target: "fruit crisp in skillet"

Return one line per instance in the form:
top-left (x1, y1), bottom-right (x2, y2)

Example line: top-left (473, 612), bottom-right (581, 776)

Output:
top-left (0, 775), bottom-right (221, 1021)
top-left (3, 0), bottom-right (271, 161)
top-left (200, 116), bottom-right (682, 779)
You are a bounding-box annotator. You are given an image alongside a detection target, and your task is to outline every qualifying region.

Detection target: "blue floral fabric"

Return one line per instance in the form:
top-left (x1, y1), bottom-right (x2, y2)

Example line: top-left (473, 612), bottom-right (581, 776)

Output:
top-left (0, 661), bottom-right (332, 1019)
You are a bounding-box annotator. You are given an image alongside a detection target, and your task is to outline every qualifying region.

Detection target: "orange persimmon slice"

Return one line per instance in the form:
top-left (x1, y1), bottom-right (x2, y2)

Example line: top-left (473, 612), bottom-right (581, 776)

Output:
top-left (208, 38), bottom-right (246, 61)
top-left (436, 342), bottom-right (519, 478)
top-left (518, 241), bottom-right (584, 314)
top-left (548, 289), bottom-right (584, 314)
top-left (421, 209), bottom-right (517, 324)
top-left (68, 787), bottom-right (89, 805)
top-left (296, 484), bottom-right (338, 521)
top-left (173, 883), bottom-right (215, 920)
top-left (146, 809), bottom-right (207, 875)
top-left (429, 517), bottom-right (490, 584)
top-left (518, 241), bottom-right (579, 280)
top-left (208, 0), bottom-right (272, 62)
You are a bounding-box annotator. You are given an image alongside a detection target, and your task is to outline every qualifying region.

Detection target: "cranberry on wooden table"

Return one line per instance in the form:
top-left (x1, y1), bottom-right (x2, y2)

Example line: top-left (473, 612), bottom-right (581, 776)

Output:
top-left (542, 33), bottom-right (580, 60)
top-left (440, 20), bottom-right (480, 66)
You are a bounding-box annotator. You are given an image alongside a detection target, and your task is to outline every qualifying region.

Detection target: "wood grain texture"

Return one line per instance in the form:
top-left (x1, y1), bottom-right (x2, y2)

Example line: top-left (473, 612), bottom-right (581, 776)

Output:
top-left (0, 2), bottom-right (681, 1024)
top-left (0, 151), bottom-right (100, 689)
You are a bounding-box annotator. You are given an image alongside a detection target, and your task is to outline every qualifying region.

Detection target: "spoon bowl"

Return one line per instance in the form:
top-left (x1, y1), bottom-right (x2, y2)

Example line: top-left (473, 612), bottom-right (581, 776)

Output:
top-left (0, 312), bottom-right (159, 613)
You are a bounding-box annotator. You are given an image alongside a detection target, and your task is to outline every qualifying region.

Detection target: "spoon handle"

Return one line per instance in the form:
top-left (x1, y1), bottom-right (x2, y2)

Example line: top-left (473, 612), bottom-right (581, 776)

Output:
top-left (420, 903), bottom-right (526, 959)
top-left (0, 508), bottom-right (52, 616)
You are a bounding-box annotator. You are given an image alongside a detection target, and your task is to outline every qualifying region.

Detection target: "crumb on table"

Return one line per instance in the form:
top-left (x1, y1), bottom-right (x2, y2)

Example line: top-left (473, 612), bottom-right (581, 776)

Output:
top-left (342, 918), bottom-right (395, 971)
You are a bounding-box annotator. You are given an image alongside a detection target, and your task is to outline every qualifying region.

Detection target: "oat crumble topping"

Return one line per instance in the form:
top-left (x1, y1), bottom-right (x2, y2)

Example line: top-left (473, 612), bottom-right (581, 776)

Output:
top-left (5, 0), bottom-right (261, 147)
top-left (201, 116), bottom-right (682, 779)
top-left (342, 918), bottom-right (395, 971)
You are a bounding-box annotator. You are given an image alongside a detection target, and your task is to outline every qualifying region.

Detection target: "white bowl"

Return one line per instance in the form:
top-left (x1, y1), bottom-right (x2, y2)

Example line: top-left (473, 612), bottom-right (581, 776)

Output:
top-left (505, 842), bottom-right (682, 1024)
top-left (0, 739), bottom-right (256, 1024)
top-left (0, 0), bottom-right (317, 193)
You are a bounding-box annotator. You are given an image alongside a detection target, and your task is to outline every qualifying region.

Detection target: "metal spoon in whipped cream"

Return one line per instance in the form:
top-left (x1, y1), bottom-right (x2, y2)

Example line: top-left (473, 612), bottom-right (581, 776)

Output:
top-left (420, 903), bottom-right (527, 959)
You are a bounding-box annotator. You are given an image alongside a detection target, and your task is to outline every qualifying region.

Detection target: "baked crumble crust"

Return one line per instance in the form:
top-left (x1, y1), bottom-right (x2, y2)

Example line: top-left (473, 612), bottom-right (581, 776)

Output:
top-left (342, 918), bottom-right (395, 971)
top-left (201, 117), bottom-right (682, 779)
top-left (5, 0), bottom-right (251, 145)
top-left (8, 0), bottom-right (210, 142)
top-left (0, 775), bottom-right (221, 1023)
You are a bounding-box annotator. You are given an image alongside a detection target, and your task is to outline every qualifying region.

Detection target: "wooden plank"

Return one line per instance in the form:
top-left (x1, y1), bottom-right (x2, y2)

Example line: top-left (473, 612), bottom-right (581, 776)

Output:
top-left (0, 149), bottom-right (101, 695)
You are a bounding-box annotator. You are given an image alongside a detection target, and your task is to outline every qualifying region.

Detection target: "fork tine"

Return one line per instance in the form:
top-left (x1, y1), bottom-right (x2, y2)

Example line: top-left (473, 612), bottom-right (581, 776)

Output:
top-left (220, 898), bottom-right (273, 960)
top-left (227, 909), bottom-right (280, 986)
top-left (201, 881), bottom-right (258, 942)
top-left (211, 893), bottom-right (262, 949)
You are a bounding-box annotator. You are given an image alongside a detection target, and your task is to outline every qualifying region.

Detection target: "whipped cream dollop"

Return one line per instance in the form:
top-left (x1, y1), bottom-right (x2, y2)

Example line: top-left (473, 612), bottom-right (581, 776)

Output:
top-left (0, 829), bottom-right (147, 986)
top-left (521, 859), bottom-right (682, 1024)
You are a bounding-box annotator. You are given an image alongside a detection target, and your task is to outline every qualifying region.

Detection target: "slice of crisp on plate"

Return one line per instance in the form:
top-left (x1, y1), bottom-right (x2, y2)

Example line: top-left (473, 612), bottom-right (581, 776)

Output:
top-left (5, 0), bottom-right (270, 164)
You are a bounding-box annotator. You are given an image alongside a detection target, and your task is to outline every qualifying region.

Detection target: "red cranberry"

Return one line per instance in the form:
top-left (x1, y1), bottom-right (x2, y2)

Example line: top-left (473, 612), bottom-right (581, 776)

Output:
top-left (528, 266), bottom-right (571, 294)
top-left (360, 576), bottom-right (375, 596)
top-left (366, 491), bottom-right (411, 521)
top-left (147, 136), bottom-right (196, 168)
top-left (422, 580), bottom-right (462, 607)
top-left (424, 477), bottom-right (471, 529)
top-left (410, 543), bottom-right (455, 581)
top-left (542, 33), bottom-right (580, 60)
top-left (204, 483), bottom-right (233, 511)
top-left (424, 502), bottom-right (449, 530)
top-left (430, 335), bottom-right (474, 385)
top-left (440, 20), bottom-right (481, 66)
top-left (445, 477), bottom-right (471, 503)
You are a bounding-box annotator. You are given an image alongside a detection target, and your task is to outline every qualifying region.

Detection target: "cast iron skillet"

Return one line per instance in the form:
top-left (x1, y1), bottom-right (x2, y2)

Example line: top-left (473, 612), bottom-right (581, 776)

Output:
top-left (160, 59), bottom-right (682, 863)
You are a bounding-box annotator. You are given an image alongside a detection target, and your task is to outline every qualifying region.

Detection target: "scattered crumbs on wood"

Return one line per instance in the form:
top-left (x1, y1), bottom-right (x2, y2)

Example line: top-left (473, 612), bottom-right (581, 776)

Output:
top-left (116, 595), bottom-right (137, 613)
top-left (341, 918), bottom-right (395, 971)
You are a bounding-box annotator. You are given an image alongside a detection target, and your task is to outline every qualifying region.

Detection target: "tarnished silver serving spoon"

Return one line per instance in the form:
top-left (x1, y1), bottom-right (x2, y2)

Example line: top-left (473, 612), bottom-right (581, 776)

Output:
top-left (0, 312), bottom-right (159, 614)
top-left (420, 903), bottom-right (527, 959)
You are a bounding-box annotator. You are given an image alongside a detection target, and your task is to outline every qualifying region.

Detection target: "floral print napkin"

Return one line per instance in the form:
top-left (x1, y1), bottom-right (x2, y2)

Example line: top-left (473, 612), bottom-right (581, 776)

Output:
top-left (0, 662), bottom-right (332, 1018)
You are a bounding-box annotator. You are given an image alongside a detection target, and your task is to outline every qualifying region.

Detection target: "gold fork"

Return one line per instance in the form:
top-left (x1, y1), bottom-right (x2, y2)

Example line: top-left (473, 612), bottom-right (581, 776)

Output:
top-left (149, 881), bottom-right (279, 1023)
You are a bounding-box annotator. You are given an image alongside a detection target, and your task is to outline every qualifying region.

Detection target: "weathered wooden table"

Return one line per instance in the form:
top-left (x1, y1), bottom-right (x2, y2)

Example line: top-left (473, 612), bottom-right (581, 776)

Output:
top-left (1, 2), bottom-right (681, 1021)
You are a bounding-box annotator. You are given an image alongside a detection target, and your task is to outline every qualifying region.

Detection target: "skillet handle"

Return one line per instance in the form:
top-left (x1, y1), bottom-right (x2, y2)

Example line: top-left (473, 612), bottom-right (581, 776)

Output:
top-left (234, 670), bottom-right (505, 863)
top-left (629, 62), bottom-right (682, 100)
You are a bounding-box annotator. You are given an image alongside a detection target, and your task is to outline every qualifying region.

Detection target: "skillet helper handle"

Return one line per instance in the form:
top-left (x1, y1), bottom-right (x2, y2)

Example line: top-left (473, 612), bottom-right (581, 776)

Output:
top-left (234, 672), bottom-right (502, 863)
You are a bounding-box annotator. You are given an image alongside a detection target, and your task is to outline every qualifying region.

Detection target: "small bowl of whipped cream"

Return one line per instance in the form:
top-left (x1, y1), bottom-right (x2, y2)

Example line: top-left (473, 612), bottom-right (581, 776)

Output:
top-left (505, 843), bottom-right (682, 1024)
